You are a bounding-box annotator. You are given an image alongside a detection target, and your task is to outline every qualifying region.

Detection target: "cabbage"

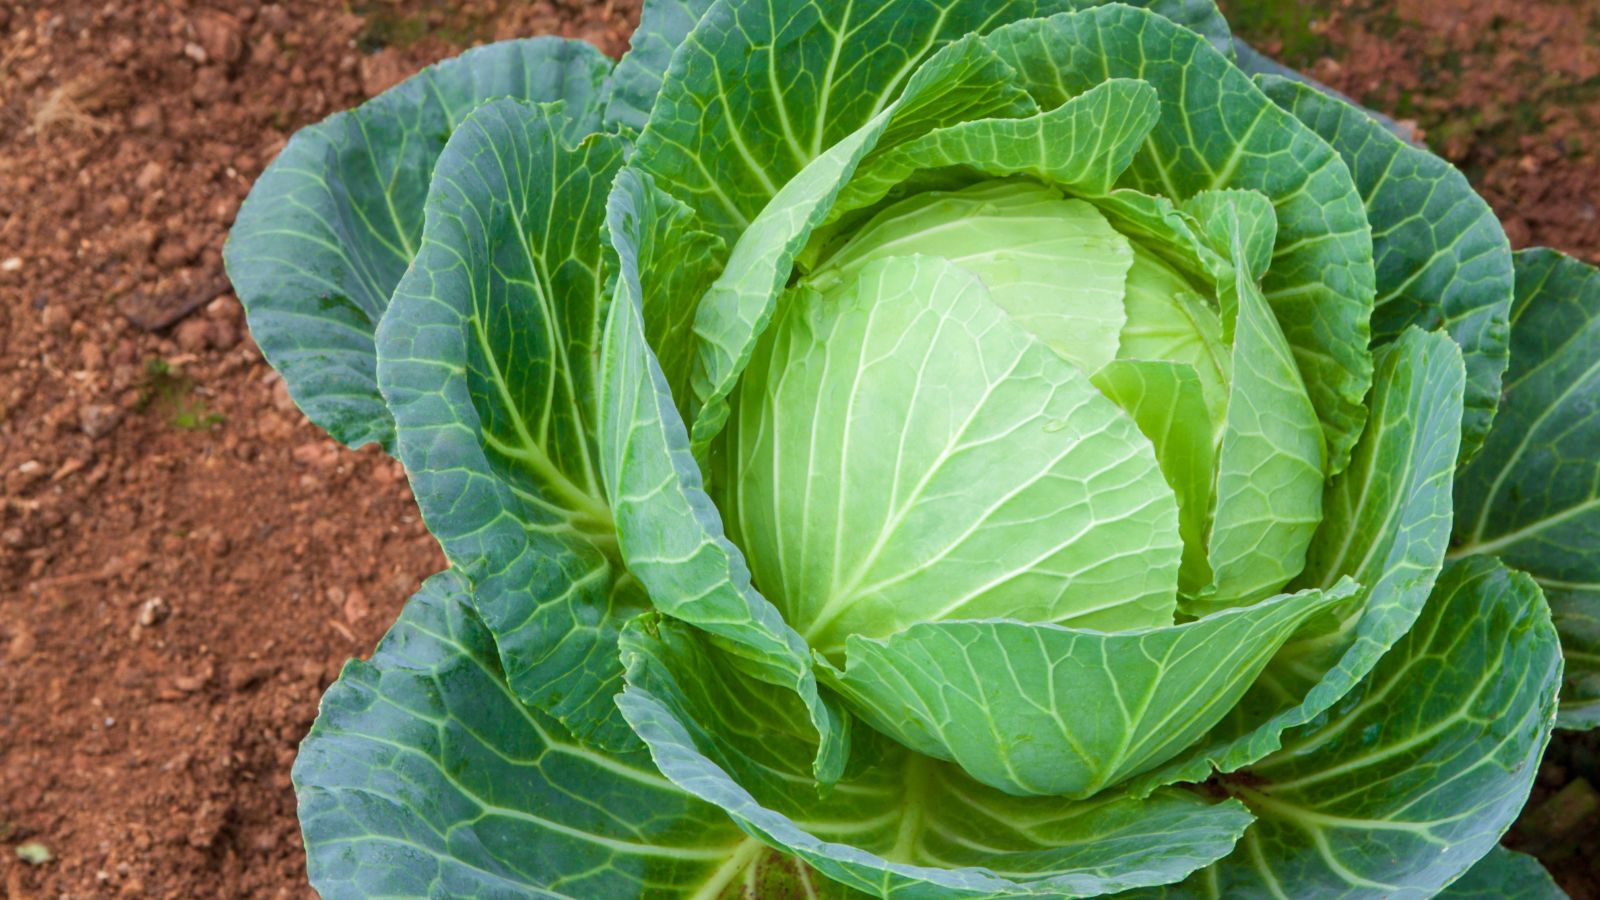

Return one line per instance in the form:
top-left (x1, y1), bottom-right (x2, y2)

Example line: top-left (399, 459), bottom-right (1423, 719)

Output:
top-left (225, 2), bottom-right (1594, 896)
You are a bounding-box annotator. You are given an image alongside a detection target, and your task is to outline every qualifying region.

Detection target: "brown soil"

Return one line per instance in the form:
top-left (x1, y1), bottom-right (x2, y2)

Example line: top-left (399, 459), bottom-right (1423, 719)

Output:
top-left (0, 0), bottom-right (1594, 897)
top-left (1235, 0), bottom-right (1600, 262)
top-left (0, 2), bottom-right (638, 897)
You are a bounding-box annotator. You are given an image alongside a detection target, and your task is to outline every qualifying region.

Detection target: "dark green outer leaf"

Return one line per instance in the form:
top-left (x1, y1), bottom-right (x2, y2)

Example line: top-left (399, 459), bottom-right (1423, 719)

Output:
top-left (603, 0), bottom-right (716, 133)
top-left (1141, 0), bottom-right (1234, 53)
top-left (631, 0), bottom-right (1231, 244)
top-left (1452, 248), bottom-right (1600, 729)
top-left (599, 168), bottom-right (851, 783)
top-left (1129, 557), bottom-right (1562, 898)
top-left (607, 0), bottom-right (1230, 150)
top-left (986, 5), bottom-right (1377, 476)
top-left (1435, 847), bottom-right (1567, 900)
top-left (1290, 327), bottom-right (1463, 647)
top-left (632, 0), bottom-right (1076, 247)
top-left (376, 100), bottom-right (639, 749)
top-left (225, 38), bottom-right (611, 452)
top-left (293, 570), bottom-right (750, 899)
top-left (1256, 74), bottom-right (1513, 462)
top-left (1549, 589), bottom-right (1600, 729)
top-left (1229, 39), bottom-right (1418, 145)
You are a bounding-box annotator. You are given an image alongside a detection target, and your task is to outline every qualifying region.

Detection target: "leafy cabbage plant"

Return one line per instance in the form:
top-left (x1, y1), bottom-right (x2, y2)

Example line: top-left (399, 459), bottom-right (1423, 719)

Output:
top-left (225, 0), bottom-right (1599, 896)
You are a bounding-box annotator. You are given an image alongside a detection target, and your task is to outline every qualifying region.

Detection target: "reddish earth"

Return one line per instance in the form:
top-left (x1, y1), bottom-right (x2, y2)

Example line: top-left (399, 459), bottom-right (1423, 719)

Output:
top-left (1248, 0), bottom-right (1600, 262)
top-left (0, 0), bottom-right (1594, 897)
top-left (0, 2), bottom-right (638, 896)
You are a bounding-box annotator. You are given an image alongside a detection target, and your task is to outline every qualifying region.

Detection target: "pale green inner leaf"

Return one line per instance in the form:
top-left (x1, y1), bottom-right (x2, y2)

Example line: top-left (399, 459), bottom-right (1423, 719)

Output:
top-left (1118, 244), bottom-right (1232, 440)
top-left (812, 180), bottom-right (1135, 374)
top-left (1092, 360), bottom-right (1217, 595)
top-left (826, 580), bottom-right (1354, 799)
top-left (1190, 214), bottom-right (1327, 613)
top-left (727, 252), bottom-right (1182, 656)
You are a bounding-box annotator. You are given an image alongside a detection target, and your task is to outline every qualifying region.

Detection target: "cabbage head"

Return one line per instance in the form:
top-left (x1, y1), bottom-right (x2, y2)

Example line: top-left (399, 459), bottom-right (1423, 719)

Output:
top-left (226, 1), bottom-right (1598, 896)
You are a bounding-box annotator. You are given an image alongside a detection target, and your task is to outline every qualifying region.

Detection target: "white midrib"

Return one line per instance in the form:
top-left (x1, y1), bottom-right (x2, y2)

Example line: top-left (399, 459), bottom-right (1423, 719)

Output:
top-left (884, 752), bottom-right (934, 864)
top-left (471, 316), bottom-right (613, 529)
top-left (688, 838), bottom-right (765, 900)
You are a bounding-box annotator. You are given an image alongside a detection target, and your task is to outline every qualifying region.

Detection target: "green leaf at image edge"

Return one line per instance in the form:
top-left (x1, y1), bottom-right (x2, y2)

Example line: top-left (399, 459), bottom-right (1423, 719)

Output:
top-left (225, 38), bottom-right (613, 452)
top-left (293, 570), bottom-right (754, 898)
top-left (1436, 846), bottom-right (1568, 900)
top-left (1550, 593), bottom-right (1600, 730)
top-left (1130, 556), bottom-right (1561, 898)
top-left (1452, 248), bottom-right (1600, 730)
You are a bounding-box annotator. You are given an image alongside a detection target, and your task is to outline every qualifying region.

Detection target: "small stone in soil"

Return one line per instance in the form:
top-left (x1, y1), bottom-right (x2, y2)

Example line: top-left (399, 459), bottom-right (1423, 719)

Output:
top-left (42, 304), bottom-right (71, 333)
top-left (136, 597), bottom-right (169, 627)
top-left (173, 317), bottom-right (211, 352)
top-left (133, 161), bottom-right (164, 192)
top-left (209, 319), bottom-right (239, 350)
top-left (6, 624), bottom-right (36, 660)
top-left (79, 403), bottom-right (122, 439)
top-left (342, 588), bottom-right (369, 624)
top-left (173, 665), bottom-right (212, 693)
top-left (192, 11), bottom-right (244, 66)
